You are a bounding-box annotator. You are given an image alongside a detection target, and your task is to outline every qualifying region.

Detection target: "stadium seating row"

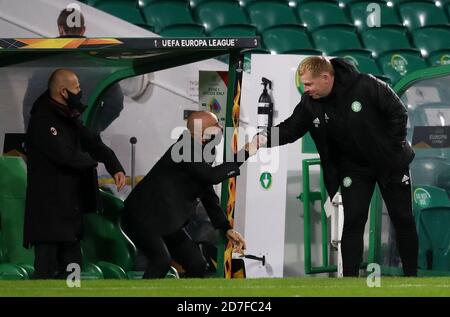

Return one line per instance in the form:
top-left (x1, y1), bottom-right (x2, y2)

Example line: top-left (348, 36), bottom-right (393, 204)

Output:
top-left (78, 0), bottom-right (450, 84)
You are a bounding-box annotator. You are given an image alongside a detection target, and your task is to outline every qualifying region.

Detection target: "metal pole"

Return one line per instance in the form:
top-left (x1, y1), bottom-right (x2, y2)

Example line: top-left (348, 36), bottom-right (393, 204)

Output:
top-left (302, 159), bottom-right (312, 274)
top-left (320, 168), bottom-right (329, 269)
top-left (130, 137), bottom-right (137, 189)
top-left (330, 193), bottom-right (344, 278)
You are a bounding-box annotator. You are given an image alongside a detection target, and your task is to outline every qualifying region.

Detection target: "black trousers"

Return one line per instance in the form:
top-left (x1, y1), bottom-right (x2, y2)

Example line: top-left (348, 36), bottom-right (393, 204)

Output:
top-left (33, 241), bottom-right (81, 279)
top-left (340, 168), bottom-right (418, 277)
top-left (122, 214), bottom-right (207, 279)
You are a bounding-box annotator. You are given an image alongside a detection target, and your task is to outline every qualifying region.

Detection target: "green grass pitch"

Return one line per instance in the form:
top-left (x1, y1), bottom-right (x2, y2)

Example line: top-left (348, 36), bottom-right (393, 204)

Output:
top-left (0, 277), bottom-right (449, 297)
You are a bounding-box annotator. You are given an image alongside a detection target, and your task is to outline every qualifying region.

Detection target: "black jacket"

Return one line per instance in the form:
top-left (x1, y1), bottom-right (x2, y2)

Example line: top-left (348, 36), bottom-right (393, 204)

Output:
top-left (23, 91), bottom-right (124, 247)
top-left (269, 58), bottom-right (414, 199)
top-left (123, 132), bottom-right (245, 236)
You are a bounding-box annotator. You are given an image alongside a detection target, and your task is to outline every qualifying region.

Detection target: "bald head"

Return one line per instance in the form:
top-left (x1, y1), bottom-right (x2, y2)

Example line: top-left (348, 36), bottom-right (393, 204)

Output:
top-left (48, 69), bottom-right (81, 105)
top-left (187, 111), bottom-right (222, 144)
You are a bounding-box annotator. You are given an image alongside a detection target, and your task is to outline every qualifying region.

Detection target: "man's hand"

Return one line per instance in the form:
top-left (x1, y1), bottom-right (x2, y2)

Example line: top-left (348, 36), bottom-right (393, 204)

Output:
top-left (245, 134), bottom-right (268, 156)
top-left (253, 134), bottom-right (268, 148)
top-left (245, 141), bottom-right (258, 156)
top-left (226, 229), bottom-right (246, 254)
top-left (114, 171), bottom-right (126, 192)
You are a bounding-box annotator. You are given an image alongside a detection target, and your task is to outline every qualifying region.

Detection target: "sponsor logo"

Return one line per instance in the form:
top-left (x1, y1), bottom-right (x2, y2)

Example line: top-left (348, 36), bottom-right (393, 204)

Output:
top-left (390, 54), bottom-right (408, 75)
top-left (413, 188), bottom-right (431, 208)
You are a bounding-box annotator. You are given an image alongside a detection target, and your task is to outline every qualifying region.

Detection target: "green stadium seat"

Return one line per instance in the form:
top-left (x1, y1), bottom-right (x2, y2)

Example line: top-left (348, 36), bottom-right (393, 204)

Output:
top-left (189, 0), bottom-right (236, 7)
top-left (334, 0), bottom-right (363, 5)
top-left (140, 0), bottom-right (187, 6)
top-left (377, 50), bottom-right (428, 84)
top-left (412, 27), bottom-right (450, 66)
top-left (361, 27), bottom-right (414, 56)
top-left (82, 189), bottom-right (137, 279)
top-left (93, 0), bottom-right (146, 25)
top-left (209, 25), bottom-right (257, 37)
top-left (141, 1), bottom-right (199, 33)
top-left (349, 0), bottom-right (403, 31)
top-left (0, 156), bottom-right (34, 280)
top-left (296, 1), bottom-right (353, 32)
top-left (399, 1), bottom-right (449, 30)
top-left (338, 51), bottom-right (385, 77)
top-left (447, 3), bottom-right (450, 20)
top-left (0, 156), bottom-right (136, 279)
top-left (289, 0), bottom-right (338, 5)
top-left (311, 26), bottom-right (369, 55)
top-left (239, 0), bottom-right (286, 6)
top-left (418, 207), bottom-right (450, 271)
top-left (262, 26), bottom-right (322, 54)
top-left (0, 263), bottom-right (29, 280)
top-left (159, 25), bottom-right (206, 37)
top-left (0, 233), bottom-right (4, 263)
top-left (388, 0), bottom-right (436, 4)
top-left (410, 155), bottom-right (450, 272)
top-left (195, 1), bottom-right (252, 34)
top-left (246, 0), bottom-right (301, 33)
top-left (410, 183), bottom-right (450, 271)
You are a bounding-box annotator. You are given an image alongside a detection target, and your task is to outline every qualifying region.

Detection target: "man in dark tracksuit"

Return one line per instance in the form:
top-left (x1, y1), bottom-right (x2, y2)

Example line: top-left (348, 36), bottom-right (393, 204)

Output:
top-left (255, 56), bottom-right (418, 276)
top-left (24, 69), bottom-right (126, 279)
top-left (122, 111), bottom-right (249, 279)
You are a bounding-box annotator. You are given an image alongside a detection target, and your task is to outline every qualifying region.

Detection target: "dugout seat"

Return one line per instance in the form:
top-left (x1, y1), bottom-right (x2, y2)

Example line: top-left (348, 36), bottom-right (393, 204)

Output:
top-left (0, 156), bottom-right (133, 279)
top-left (410, 155), bottom-right (450, 272)
top-left (0, 156), bottom-right (35, 279)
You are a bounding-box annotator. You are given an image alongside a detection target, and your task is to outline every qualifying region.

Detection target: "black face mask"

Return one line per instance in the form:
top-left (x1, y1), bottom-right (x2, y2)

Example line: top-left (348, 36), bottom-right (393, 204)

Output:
top-left (63, 89), bottom-right (84, 111)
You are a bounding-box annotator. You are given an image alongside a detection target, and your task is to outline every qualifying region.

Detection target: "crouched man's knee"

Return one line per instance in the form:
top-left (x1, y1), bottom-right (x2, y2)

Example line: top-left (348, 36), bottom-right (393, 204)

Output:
top-left (184, 256), bottom-right (207, 278)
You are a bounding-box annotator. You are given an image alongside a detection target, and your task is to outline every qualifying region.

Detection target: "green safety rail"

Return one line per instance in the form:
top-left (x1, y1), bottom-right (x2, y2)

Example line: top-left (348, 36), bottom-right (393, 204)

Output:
top-left (299, 158), bottom-right (382, 275)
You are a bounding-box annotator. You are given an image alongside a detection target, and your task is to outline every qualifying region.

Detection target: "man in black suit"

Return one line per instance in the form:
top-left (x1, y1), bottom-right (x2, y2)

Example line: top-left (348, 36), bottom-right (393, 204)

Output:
top-left (122, 111), bottom-right (253, 279)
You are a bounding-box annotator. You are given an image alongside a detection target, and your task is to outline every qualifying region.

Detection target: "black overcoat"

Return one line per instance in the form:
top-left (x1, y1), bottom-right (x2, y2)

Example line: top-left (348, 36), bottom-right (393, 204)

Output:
top-left (24, 91), bottom-right (124, 247)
